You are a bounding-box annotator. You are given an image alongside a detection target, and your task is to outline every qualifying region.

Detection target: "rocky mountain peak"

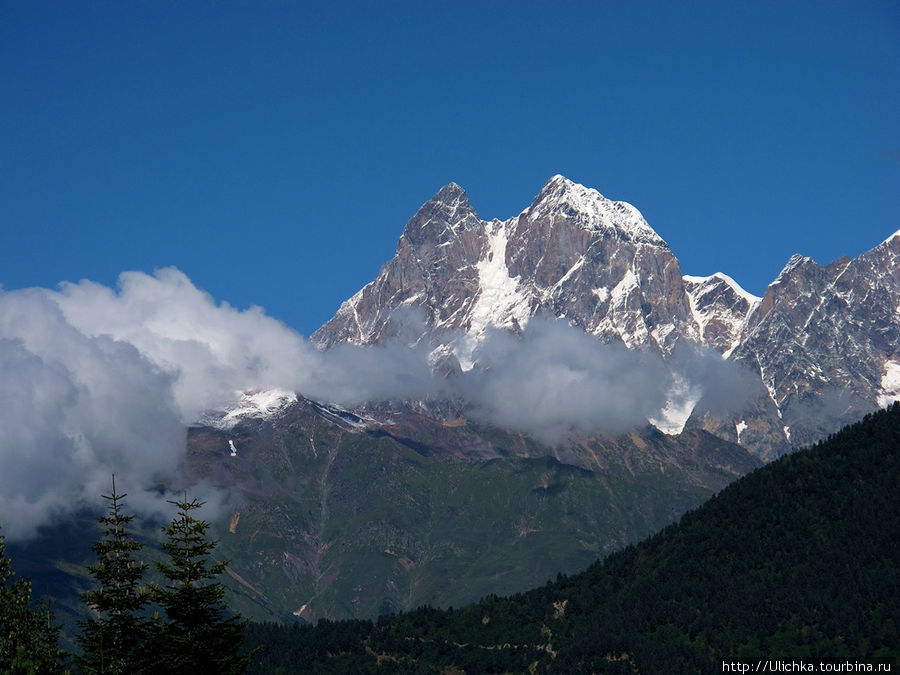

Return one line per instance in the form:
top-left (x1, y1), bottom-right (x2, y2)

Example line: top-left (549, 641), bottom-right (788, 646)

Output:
top-left (690, 232), bottom-right (900, 458)
top-left (750, 254), bottom-right (822, 325)
top-left (774, 254), bottom-right (817, 284)
top-left (436, 181), bottom-right (466, 198)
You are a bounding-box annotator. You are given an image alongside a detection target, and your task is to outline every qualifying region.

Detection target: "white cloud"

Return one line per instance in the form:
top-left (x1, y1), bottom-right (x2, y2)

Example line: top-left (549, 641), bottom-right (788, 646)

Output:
top-left (0, 268), bottom-right (752, 539)
top-left (0, 289), bottom-right (183, 540)
top-left (0, 269), bottom-right (332, 540)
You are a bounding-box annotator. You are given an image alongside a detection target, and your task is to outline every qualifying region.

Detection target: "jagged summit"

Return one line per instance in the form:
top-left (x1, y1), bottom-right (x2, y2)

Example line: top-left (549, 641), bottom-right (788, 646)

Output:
top-left (683, 272), bottom-right (761, 306)
top-left (691, 230), bottom-right (900, 457)
top-left (436, 181), bottom-right (465, 196)
top-left (427, 181), bottom-right (470, 213)
top-left (683, 273), bottom-right (760, 356)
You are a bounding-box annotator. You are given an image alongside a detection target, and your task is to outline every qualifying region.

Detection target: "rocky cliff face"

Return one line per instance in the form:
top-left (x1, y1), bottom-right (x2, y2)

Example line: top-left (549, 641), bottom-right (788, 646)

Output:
top-left (683, 273), bottom-right (759, 356)
top-left (313, 176), bottom-right (899, 459)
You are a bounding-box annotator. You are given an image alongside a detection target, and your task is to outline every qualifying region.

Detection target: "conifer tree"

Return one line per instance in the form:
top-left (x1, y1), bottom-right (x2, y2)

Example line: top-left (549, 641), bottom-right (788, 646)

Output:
top-left (0, 526), bottom-right (63, 674)
top-left (151, 495), bottom-right (250, 674)
top-left (78, 475), bottom-right (151, 674)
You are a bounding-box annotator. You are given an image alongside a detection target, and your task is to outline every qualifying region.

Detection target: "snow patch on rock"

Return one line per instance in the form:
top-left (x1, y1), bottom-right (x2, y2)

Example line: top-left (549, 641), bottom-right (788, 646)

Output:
top-left (468, 219), bottom-right (532, 337)
top-left (735, 420), bottom-right (748, 444)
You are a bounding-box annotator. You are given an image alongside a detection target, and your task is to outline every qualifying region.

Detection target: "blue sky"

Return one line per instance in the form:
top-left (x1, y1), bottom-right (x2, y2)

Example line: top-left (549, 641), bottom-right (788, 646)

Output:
top-left (2, 0), bottom-right (898, 336)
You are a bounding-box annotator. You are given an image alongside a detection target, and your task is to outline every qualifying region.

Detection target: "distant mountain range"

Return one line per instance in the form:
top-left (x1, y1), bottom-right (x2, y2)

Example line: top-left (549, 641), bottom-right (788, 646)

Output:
top-left (314, 175), bottom-right (900, 459)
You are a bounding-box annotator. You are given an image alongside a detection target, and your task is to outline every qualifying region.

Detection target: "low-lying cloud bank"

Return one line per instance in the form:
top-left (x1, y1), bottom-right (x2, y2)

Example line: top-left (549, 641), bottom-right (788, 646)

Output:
top-left (0, 268), bottom-right (747, 540)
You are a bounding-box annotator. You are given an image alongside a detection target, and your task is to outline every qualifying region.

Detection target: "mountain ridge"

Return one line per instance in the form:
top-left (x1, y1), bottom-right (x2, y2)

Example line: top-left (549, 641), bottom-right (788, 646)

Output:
top-left (313, 175), bottom-right (899, 459)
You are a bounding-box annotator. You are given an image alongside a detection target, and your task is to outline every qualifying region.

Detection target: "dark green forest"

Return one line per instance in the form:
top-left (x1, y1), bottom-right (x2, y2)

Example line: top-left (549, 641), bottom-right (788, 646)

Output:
top-left (242, 403), bottom-right (900, 673)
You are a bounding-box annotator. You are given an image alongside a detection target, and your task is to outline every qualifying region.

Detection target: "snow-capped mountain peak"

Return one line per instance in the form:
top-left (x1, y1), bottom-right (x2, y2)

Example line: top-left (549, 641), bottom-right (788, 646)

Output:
top-left (314, 176), bottom-right (695, 355)
top-left (525, 175), bottom-right (666, 247)
top-left (312, 178), bottom-right (898, 461)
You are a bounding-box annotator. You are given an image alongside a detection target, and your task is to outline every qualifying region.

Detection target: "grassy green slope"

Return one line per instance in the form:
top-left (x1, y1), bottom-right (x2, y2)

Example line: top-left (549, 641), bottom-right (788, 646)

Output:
top-left (188, 400), bottom-right (758, 623)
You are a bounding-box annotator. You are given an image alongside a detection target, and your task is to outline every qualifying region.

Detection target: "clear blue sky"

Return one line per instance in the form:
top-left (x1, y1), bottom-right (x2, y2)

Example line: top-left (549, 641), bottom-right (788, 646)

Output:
top-left (2, 0), bottom-right (897, 336)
